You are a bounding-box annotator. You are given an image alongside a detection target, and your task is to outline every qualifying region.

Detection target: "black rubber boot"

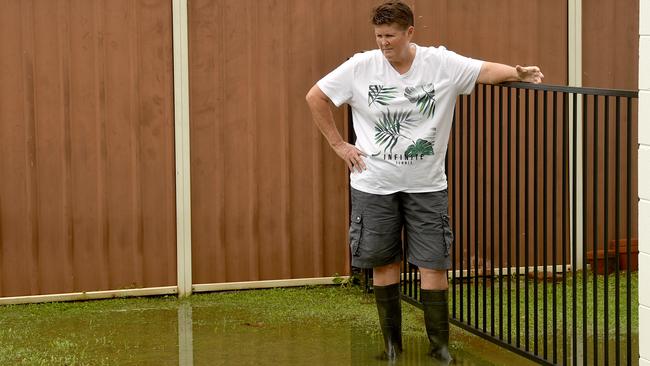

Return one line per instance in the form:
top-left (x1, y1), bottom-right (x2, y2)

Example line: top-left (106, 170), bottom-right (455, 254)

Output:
top-left (421, 289), bottom-right (452, 364)
top-left (374, 283), bottom-right (403, 361)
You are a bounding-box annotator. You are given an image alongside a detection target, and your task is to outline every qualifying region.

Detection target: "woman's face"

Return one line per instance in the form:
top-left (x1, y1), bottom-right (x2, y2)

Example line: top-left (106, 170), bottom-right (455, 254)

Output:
top-left (374, 23), bottom-right (414, 64)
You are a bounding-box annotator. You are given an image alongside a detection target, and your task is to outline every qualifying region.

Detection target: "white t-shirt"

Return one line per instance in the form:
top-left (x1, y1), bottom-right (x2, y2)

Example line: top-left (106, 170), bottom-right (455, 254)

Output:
top-left (317, 44), bottom-right (483, 195)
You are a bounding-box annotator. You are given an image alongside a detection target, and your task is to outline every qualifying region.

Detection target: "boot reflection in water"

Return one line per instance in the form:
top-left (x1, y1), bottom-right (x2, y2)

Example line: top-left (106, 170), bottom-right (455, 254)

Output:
top-left (374, 283), bottom-right (403, 360)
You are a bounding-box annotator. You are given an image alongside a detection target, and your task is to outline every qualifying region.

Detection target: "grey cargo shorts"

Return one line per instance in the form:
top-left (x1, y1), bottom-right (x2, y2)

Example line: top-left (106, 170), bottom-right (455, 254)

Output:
top-left (349, 188), bottom-right (454, 270)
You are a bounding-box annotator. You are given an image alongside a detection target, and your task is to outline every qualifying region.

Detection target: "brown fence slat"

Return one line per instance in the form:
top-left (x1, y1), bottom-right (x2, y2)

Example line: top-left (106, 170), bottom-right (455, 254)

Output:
top-left (0, 0), bottom-right (176, 297)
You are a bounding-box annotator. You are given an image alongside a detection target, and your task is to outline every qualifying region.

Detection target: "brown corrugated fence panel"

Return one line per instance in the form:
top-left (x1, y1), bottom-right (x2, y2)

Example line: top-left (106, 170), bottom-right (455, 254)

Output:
top-left (0, 0), bottom-right (176, 297)
top-left (3, 0), bottom-right (630, 296)
top-left (188, 0), bottom-right (568, 284)
top-left (583, 0), bottom-right (639, 89)
top-left (411, 0), bottom-right (567, 85)
top-left (189, 0), bottom-right (354, 283)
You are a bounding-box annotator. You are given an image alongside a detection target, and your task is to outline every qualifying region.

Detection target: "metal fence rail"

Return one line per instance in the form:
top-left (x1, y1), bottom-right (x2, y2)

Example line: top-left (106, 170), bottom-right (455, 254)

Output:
top-left (397, 82), bottom-right (639, 365)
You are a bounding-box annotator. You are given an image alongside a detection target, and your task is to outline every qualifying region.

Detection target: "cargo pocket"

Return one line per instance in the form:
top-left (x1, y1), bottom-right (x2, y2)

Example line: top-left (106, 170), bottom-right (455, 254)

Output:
top-left (441, 213), bottom-right (454, 257)
top-left (349, 212), bottom-right (363, 257)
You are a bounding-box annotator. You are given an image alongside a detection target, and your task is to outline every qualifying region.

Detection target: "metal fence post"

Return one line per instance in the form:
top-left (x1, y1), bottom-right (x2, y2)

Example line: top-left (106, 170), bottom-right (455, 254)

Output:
top-left (569, 94), bottom-right (584, 270)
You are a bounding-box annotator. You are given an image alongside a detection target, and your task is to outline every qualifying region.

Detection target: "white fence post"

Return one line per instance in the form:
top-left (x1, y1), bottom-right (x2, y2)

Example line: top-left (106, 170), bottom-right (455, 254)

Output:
top-left (568, 0), bottom-right (584, 270)
top-left (637, 0), bottom-right (650, 364)
top-left (172, 0), bottom-right (192, 297)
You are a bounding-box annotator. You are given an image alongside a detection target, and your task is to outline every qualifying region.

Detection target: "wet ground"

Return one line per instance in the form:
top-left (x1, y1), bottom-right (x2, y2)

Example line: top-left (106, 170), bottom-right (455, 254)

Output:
top-left (0, 287), bottom-right (541, 365)
top-left (180, 303), bottom-right (536, 366)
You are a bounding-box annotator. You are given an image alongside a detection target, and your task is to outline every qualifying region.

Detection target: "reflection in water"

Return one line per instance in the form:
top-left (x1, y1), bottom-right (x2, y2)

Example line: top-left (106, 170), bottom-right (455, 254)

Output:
top-left (175, 303), bottom-right (534, 366)
top-left (178, 303), bottom-right (193, 366)
top-left (563, 333), bottom-right (638, 365)
top-left (188, 304), bottom-right (355, 365)
top-left (174, 301), bottom-right (637, 365)
top-left (0, 293), bottom-right (635, 365)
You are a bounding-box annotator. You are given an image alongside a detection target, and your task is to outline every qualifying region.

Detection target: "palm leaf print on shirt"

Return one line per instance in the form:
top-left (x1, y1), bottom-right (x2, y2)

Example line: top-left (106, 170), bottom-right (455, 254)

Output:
top-left (405, 139), bottom-right (434, 158)
top-left (404, 83), bottom-right (436, 118)
top-left (374, 109), bottom-right (415, 154)
top-left (368, 85), bottom-right (398, 106)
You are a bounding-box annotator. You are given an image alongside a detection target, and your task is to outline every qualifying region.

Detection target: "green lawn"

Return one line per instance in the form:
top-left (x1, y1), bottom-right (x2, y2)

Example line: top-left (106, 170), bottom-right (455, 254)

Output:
top-left (448, 270), bottom-right (638, 336)
top-left (444, 270), bottom-right (638, 363)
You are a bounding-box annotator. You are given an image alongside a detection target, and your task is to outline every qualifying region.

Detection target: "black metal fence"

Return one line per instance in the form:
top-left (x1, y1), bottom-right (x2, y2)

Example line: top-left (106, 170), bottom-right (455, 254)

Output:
top-left (400, 82), bottom-right (639, 365)
top-left (350, 82), bottom-right (639, 365)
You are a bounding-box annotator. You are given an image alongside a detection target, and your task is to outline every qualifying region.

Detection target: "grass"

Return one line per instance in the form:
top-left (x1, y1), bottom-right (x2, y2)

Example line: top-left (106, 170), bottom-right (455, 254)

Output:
top-left (443, 270), bottom-right (639, 363)
top-left (448, 270), bottom-right (638, 336)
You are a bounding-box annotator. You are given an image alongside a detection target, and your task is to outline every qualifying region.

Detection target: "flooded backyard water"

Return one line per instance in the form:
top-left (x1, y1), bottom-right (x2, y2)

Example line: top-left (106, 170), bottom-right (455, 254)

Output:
top-left (0, 293), bottom-right (538, 365)
top-left (183, 303), bottom-right (538, 366)
top-left (6, 282), bottom-right (634, 365)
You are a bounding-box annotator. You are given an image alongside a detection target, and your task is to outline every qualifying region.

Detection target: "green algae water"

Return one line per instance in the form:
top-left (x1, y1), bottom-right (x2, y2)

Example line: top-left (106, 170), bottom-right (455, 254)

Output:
top-left (0, 287), bottom-right (536, 365)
